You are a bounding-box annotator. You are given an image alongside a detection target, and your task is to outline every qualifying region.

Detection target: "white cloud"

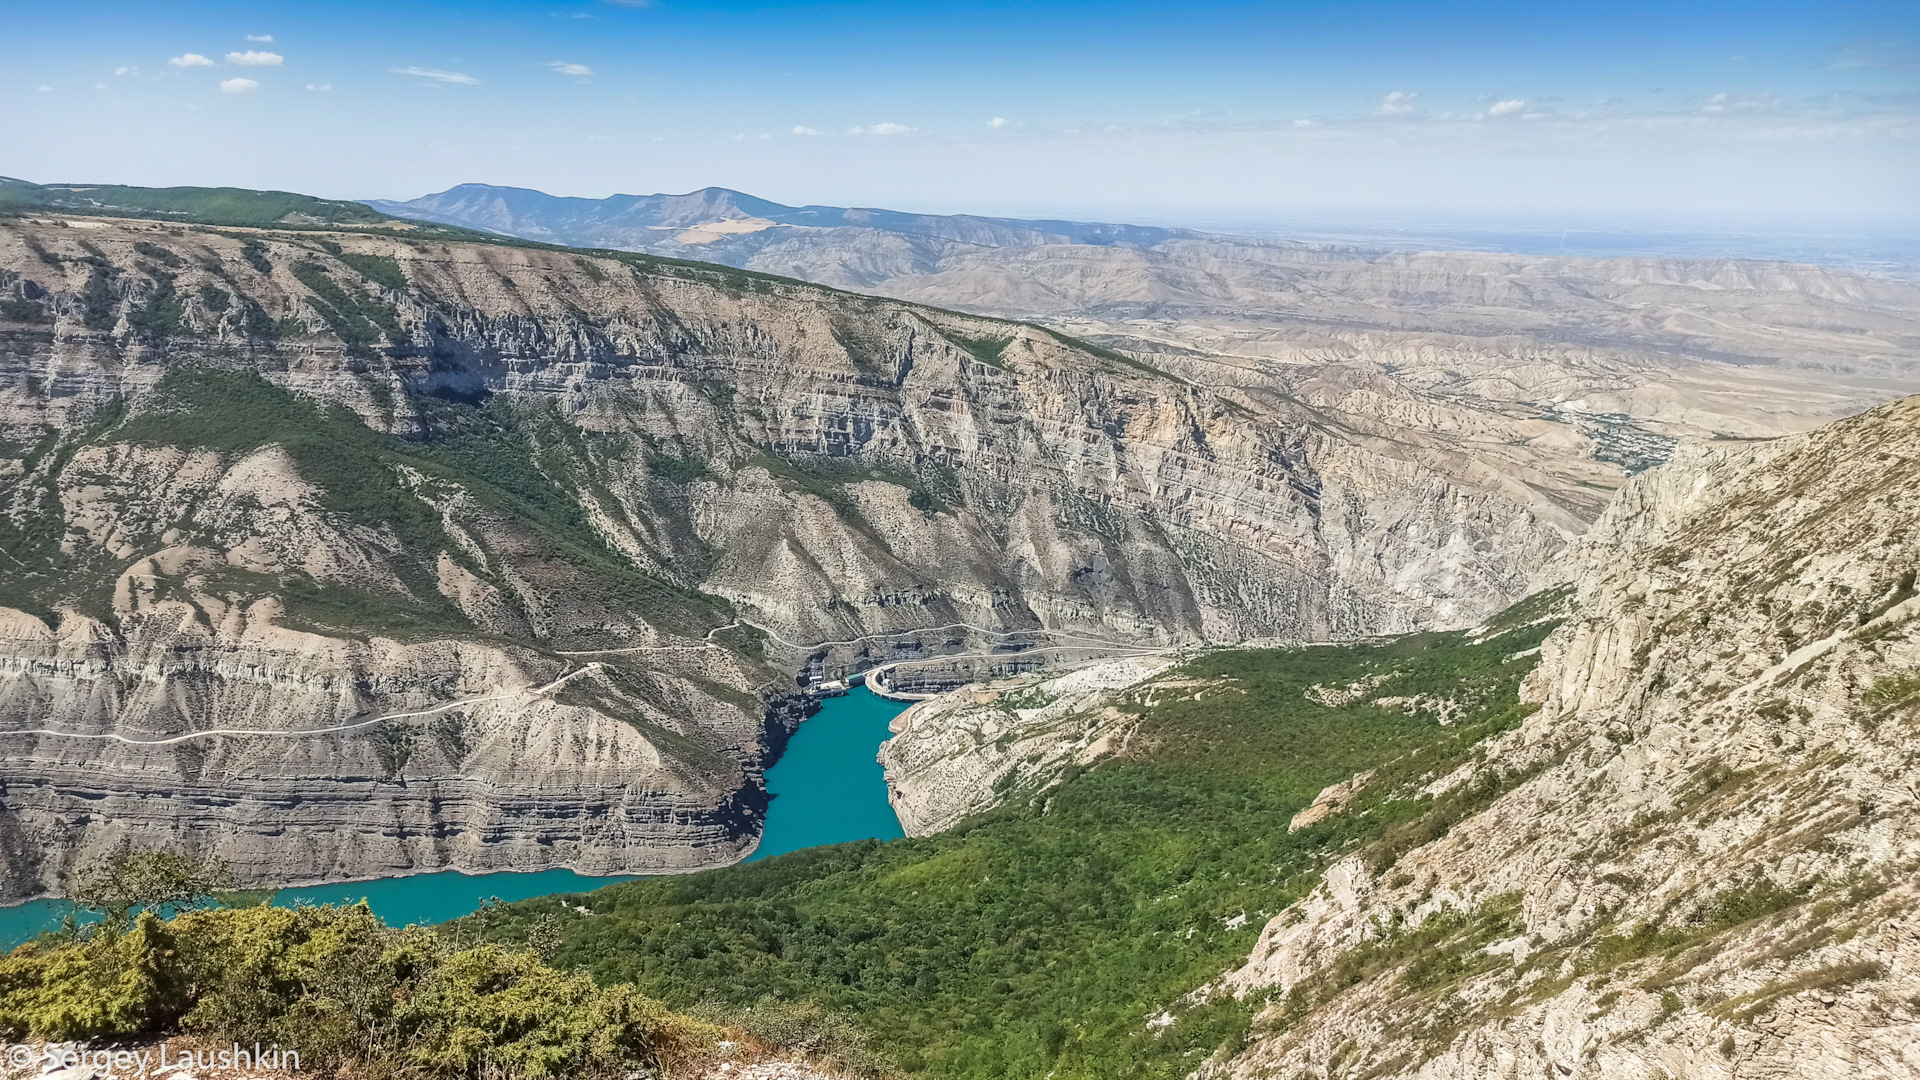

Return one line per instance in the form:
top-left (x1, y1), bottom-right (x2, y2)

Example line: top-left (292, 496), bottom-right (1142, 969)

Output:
top-left (1487, 99), bottom-right (1527, 118)
top-left (114, 66), bottom-right (138, 76)
top-left (988, 116), bottom-right (1010, 129)
top-left (95, 83), bottom-right (107, 90)
top-left (1293, 118), bottom-right (1314, 128)
top-left (1375, 91), bottom-right (1418, 116)
top-left (392, 66), bottom-right (479, 84)
top-left (169, 53), bottom-right (215, 68)
top-left (306, 83), bottom-right (332, 91)
top-left (35, 84), bottom-right (53, 93)
top-left (227, 51), bottom-right (283, 66)
top-left (792, 125), bottom-right (822, 135)
top-left (1702, 91), bottom-right (1780, 114)
top-left (849, 122), bottom-right (915, 136)
top-left (245, 34), bottom-right (275, 43)
top-left (547, 61), bottom-right (593, 76)
top-left (220, 77), bottom-right (259, 94)
top-left (586, 135), bottom-right (614, 142)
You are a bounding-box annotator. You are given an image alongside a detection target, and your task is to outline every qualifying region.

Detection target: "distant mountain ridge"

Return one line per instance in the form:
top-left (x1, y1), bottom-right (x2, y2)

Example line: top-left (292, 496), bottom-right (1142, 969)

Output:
top-left (0, 175), bottom-right (390, 228)
top-left (364, 183), bottom-right (1201, 252)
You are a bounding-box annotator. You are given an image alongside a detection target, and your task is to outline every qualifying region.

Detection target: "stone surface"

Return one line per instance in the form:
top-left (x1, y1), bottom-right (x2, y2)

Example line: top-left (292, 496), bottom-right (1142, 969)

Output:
top-left (1194, 395), bottom-right (1920, 1079)
top-left (0, 217), bottom-right (1585, 896)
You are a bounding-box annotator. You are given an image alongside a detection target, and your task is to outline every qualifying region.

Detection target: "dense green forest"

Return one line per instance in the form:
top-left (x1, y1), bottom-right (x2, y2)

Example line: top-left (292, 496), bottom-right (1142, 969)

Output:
top-left (475, 600), bottom-right (1564, 1079)
top-left (0, 599), bottom-right (1560, 1078)
top-left (0, 177), bottom-right (389, 228)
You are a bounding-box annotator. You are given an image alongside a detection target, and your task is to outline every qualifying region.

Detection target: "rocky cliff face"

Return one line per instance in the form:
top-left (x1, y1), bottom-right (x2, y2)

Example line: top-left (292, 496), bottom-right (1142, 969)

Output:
top-left (373, 184), bottom-right (1920, 478)
top-left (878, 654), bottom-right (1180, 835)
top-left (0, 215), bottom-right (1577, 896)
top-left (1194, 395), bottom-right (1920, 1079)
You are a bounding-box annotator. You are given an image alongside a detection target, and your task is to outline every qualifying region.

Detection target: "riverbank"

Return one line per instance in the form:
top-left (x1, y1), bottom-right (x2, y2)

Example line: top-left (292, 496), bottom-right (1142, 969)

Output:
top-left (0, 689), bottom-right (910, 948)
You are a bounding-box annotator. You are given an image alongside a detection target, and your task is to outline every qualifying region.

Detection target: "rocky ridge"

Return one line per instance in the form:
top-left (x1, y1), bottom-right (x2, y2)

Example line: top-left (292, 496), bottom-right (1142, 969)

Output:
top-left (0, 214), bottom-right (1581, 895)
top-left (1194, 395), bottom-right (1920, 1078)
top-left (374, 183), bottom-right (1920, 480)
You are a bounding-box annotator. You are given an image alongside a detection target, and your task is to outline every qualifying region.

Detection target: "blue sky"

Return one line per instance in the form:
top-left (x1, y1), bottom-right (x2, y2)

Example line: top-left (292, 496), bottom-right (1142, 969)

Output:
top-left (4, 1), bottom-right (1916, 222)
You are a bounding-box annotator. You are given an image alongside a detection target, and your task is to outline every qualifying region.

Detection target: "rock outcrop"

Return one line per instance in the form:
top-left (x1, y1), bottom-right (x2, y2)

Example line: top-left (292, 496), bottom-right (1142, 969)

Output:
top-left (373, 184), bottom-right (1920, 480)
top-left (0, 215), bottom-right (1587, 895)
top-left (879, 654), bottom-right (1179, 835)
top-left (1197, 395), bottom-right (1920, 1079)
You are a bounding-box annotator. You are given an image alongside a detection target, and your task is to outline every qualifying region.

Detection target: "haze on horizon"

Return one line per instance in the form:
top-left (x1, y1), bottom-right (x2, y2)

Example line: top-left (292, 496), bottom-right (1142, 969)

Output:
top-left (4, 0), bottom-right (1917, 231)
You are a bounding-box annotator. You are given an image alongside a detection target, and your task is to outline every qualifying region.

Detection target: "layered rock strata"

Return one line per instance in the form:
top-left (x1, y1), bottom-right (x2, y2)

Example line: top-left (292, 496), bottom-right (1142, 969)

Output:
top-left (1199, 395), bottom-right (1920, 1079)
top-left (0, 216), bottom-right (1584, 894)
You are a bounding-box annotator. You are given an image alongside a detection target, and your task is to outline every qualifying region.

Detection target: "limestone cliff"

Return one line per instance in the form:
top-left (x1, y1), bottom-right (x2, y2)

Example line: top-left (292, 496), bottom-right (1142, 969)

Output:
top-left (1194, 396), bottom-right (1920, 1079)
top-left (879, 654), bottom-right (1180, 835)
top-left (0, 215), bottom-right (1576, 896)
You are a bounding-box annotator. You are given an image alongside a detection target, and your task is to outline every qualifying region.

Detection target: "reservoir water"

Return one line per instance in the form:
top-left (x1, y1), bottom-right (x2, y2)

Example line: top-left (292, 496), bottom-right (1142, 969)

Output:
top-left (0, 687), bottom-right (909, 948)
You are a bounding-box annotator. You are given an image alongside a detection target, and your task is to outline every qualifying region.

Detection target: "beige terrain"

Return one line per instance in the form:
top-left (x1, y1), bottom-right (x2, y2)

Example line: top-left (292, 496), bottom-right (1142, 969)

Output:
top-left (874, 394), bottom-right (1920, 1078)
top-left (1188, 395), bottom-right (1920, 1078)
top-left (0, 215), bottom-right (1600, 895)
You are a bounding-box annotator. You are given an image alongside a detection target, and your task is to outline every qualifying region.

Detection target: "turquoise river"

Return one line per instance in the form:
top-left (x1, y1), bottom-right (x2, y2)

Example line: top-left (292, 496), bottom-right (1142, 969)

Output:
top-left (0, 686), bottom-right (908, 948)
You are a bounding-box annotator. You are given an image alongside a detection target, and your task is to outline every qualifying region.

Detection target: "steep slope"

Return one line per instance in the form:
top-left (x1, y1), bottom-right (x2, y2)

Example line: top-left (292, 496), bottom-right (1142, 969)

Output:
top-left (371, 183), bottom-right (1920, 497)
top-left (0, 212), bottom-right (1573, 897)
top-left (1202, 396), bottom-right (1920, 1079)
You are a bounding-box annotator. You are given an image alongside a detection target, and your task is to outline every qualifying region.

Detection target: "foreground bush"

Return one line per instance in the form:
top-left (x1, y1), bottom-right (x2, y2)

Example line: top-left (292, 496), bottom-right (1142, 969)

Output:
top-left (0, 903), bottom-right (718, 1079)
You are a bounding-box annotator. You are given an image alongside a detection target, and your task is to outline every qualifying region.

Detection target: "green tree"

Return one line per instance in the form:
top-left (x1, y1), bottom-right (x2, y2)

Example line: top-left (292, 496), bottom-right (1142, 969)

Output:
top-left (65, 848), bottom-right (237, 934)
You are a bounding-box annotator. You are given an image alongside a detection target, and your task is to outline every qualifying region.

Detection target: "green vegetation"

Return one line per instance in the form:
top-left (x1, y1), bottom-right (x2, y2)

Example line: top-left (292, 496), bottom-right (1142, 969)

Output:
top-left (946, 333), bottom-right (1011, 370)
top-left (288, 260), bottom-right (404, 357)
top-left (0, 296), bottom-right (47, 323)
top-left (127, 270), bottom-right (187, 340)
top-left (0, 178), bottom-right (388, 228)
top-left (77, 266), bottom-right (117, 330)
top-left (338, 251), bottom-right (409, 291)
top-left (1582, 874), bottom-right (1814, 974)
top-left (0, 905), bottom-right (716, 1079)
top-left (750, 452), bottom-right (961, 535)
top-left (479, 611), bottom-right (1559, 1079)
top-left (6, 366), bottom-right (727, 638)
top-left (108, 367), bottom-right (725, 639)
top-left (1042, 328), bottom-right (1184, 384)
top-left (131, 241), bottom-right (184, 268)
top-left (63, 849), bottom-right (237, 935)
top-left (240, 239), bottom-right (273, 274)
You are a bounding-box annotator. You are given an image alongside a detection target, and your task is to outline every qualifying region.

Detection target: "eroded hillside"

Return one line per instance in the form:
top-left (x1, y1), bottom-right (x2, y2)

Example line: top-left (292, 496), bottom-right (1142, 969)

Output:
top-left (1200, 395), bottom-right (1920, 1079)
top-left (0, 215), bottom-right (1580, 895)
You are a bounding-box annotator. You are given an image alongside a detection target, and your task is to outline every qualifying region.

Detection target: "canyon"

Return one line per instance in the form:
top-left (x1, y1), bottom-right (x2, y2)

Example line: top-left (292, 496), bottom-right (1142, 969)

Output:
top-left (0, 208), bottom-right (1585, 896)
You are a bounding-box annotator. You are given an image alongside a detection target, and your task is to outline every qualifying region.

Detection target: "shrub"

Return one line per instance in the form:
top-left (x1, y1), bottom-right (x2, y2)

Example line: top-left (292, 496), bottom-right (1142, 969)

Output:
top-left (0, 904), bottom-right (716, 1079)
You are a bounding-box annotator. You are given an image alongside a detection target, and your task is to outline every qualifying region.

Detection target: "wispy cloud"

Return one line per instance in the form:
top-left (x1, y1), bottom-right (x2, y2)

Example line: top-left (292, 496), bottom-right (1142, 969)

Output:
top-left (1702, 91), bottom-right (1779, 114)
top-left (1375, 91), bottom-right (1418, 116)
top-left (849, 122), bottom-right (916, 136)
top-left (793, 125), bottom-right (822, 135)
top-left (114, 66), bottom-right (138, 77)
top-left (306, 83), bottom-right (332, 91)
top-left (168, 53), bottom-right (215, 68)
top-left (392, 66), bottom-right (479, 85)
top-left (219, 77), bottom-right (259, 94)
top-left (1829, 41), bottom-right (1919, 70)
top-left (245, 34), bottom-right (274, 43)
top-left (226, 50), bottom-right (283, 66)
top-left (1486, 99), bottom-right (1528, 118)
top-left (547, 61), bottom-right (592, 76)
top-left (988, 116), bottom-right (1010, 129)
top-left (35, 84), bottom-right (53, 93)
